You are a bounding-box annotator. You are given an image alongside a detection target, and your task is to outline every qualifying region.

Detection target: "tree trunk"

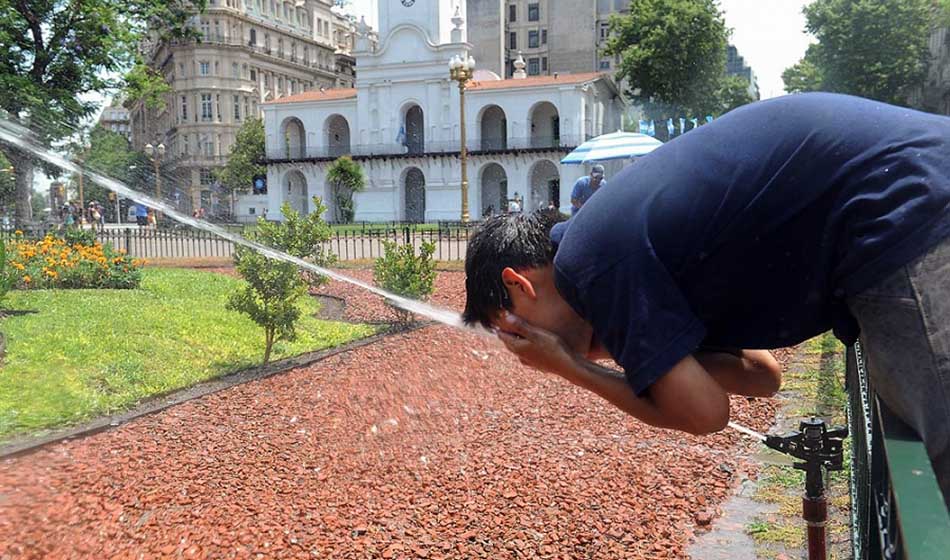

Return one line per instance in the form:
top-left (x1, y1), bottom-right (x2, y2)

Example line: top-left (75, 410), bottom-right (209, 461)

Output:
top-left (8, 149), bottom-right (34, 229)
top-left (263, 327), bottom-right (274, 363)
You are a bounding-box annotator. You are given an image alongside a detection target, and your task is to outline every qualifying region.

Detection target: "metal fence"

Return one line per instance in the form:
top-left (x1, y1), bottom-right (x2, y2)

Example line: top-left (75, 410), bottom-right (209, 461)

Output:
top-left (846, 342), bottom-right (950, 559)
top-left (4, 224), bottom-right (474, 262)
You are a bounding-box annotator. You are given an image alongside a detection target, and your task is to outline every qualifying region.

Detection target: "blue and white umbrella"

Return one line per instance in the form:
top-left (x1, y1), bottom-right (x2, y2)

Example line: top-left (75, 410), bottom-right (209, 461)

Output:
top-left (560, 131), bottom-right (663, 164)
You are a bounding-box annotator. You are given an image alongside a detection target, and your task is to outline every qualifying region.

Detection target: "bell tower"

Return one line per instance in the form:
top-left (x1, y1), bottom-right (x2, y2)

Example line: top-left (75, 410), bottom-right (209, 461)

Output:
top-left (377, 0), bottom-right (466, 46)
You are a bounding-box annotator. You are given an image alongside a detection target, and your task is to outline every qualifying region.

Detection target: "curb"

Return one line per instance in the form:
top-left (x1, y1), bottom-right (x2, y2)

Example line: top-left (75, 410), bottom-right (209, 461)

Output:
top-left (0, 323), bottom-right (429, 460)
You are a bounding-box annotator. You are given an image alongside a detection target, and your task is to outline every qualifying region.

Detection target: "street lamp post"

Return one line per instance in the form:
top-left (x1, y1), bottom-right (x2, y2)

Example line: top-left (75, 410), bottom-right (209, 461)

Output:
top-left (449, 53), bottom-right (475, 223)
top-left (144, 143), bottom-right (165, 223)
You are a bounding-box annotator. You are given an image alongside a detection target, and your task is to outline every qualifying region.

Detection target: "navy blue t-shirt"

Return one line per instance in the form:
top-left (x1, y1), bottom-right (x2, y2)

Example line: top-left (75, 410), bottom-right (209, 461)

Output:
top-left (552, 93), bottom-right (950, 395)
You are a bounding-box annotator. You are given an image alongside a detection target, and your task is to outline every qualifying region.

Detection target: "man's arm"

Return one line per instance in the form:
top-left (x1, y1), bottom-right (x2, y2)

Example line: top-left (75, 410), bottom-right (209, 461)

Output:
top-left (498, 313), bottom-right (730, 435)
top-left (694, 349), bottom-right (782, 397)
top-left (570, 178), bottom-right (584, 209)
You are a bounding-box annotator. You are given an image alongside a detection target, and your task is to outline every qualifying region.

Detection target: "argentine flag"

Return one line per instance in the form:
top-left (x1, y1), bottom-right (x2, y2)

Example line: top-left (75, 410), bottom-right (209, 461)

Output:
top-left (679, 118), bottom-right (686, 135)
top-left (666, 118), bottom-right (674, 137)
top-left (639, 120), bottom-right (650, 135)
top-left (648, 120), bottom-right (656, 137)
top-left (395, 125), bottom-right (407, 146)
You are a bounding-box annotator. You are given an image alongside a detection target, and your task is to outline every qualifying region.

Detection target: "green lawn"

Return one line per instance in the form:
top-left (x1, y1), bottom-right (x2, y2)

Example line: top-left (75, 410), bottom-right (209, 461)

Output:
top-left (0, 268), bottom-right (376, 439)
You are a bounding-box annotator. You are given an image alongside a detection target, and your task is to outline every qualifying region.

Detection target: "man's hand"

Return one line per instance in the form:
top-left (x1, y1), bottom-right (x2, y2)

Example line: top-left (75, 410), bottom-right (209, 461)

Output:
top-left (496, 312), bottom-right (580, 377)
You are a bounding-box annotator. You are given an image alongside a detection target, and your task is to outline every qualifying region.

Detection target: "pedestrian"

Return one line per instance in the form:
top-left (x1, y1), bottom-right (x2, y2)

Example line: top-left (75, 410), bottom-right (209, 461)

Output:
top-left (89, 202), bottom-right (101, 232)
top-left (547, 201), bottom-right (557, 212)
top-left (570, 164), bottom-right (606, 215)
top-left (147, 209), bottom-right (157, 228)
top-left (462, 93), bottom-right (950, 509)
top-left (135, 204), bottom-right (149, 228)
top-left (508, 193), bottom-right (522, 215)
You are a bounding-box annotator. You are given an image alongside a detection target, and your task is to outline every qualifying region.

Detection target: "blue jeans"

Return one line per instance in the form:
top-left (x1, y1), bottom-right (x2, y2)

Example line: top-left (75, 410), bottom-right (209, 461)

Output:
top-left (848, 236), bottom-right (950, 509)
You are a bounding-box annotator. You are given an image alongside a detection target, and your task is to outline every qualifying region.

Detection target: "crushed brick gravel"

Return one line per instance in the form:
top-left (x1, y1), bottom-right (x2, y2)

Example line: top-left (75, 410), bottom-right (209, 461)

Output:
top-left (0, 270), bottom-right (783, 559)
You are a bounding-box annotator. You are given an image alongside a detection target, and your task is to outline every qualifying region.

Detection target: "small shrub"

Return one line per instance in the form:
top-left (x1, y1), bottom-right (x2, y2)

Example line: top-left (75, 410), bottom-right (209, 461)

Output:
top-left (373, 240), bottom-right (437, 325)
top-left (8, 233), bottom-right (143, 289)
top-left (60, 228), bottom-right (97, 247)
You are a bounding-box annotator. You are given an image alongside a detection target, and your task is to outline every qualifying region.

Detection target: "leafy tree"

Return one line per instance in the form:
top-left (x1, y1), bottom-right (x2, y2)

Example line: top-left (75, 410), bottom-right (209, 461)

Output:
top-left (782, 0), bottom-right (933, 105)
top-left (782, 44), bottom-right (825, 94)
top-left (325, 156), bottom-right (365, 223)
top-left (216, 118), bottom-right (265, 216)
top-left (373, 240), bottom-right (437, 325)
top-left (227, 198), bottom-right (334, 362)
top-left (0, 152), bottom-right (14, 214)
top-left (602, 0), bottom-right (729, 118)
top-left (65, 125), bottom-right (148, 221)
top-left (716, 75), bottom-right (756, 114)
top-left (0, 0), bottom-right (205, 228)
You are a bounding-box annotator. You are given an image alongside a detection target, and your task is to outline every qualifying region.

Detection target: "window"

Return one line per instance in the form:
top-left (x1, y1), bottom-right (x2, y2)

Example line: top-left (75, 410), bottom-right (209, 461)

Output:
top-left (541, 29), bottom-right (547, 44)
top-left (317, 18), bottom-right (322, 35)
top-left (291, 42), bottom-right (296, 61)
top-left (201, 94), bottom-right (213, 121)
top-left (509, 31), bottom-right (517, 50)
top-left (528, 30), bottom-right (539, 48)
top-left (304, 46), bottom-right (309, 65)
top-left (180, 96), bottom-right (188, 121)
top-left (179, 62), bottom-right (185, 76)
top-left (233, 95), bottom-right (241, 120)
top-left (528, 3), bottom-right (539, 21)
top-left (599, 22), bottom-right (609, 41)
top-left (200, 19), bottom-right (210, 37)
top-left (216, 94), bottom-right (222, 122)
top-left (542, 57), bottom-right (548, 72)
top-left (214, 61), bottom-right (220, 75)
top-left (200, 169), bottom-right (214, 186)
top-left (265, 34), bottom-right (271, 53)
top-left (199, 61), bottom-right (210, 75)
top-left (217, 134), bottom-right (223, 156)
top-left (249, 28), bottom-right (257, 45)
top-left (508, 4), bottom-right (516, 21)
top-left (232, 62), bottom-right (239, 78)
top-left (278, 39), bottom-right (284, 58)
top-left (249, 207), bottom-right (256, 215)
top-left (242, 63), bottom-right (248, 78)
top-left (599, 59), bottom-right (611, 70)
top-left (283, 3), bottom-right (289, 19)
top-left (182, 134), bottom-right (189, 155)
top-left (214, 20), bottom-right (221, 40)
top-left (244, 96), bottom-right (250, 119)
top-left (528, 57), bottom-right (540, 76)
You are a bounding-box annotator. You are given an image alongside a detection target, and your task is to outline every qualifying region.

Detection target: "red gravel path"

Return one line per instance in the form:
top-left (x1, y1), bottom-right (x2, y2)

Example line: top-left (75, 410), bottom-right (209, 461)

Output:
top-left (0, 270), bottom-right (780, 559)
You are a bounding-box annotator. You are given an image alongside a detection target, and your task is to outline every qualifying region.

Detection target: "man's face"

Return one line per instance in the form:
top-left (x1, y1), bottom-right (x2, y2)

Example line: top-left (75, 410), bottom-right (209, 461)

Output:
top-left (590, 173), bottom-right (604, 187)
top-left (494, 265), bottom-right (595, 357)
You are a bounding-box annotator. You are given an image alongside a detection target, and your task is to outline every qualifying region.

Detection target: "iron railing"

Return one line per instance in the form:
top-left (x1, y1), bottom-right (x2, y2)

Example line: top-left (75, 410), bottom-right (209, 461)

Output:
top-left (264, 135), bottom-right (582, 161)
top-left (4, 224), bottom-right (475, 262)
top-left (847, 342), bottom-right (950, 559)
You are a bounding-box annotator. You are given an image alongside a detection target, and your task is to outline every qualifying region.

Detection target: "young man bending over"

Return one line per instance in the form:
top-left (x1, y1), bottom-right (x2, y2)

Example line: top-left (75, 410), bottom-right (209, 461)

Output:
top-left (463, 93), bottom-right (950, 509)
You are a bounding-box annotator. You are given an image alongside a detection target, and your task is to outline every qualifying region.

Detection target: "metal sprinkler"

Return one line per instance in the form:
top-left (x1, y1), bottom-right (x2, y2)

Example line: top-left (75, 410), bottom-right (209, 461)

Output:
top-left (764, 418), bottom-right (848, 560)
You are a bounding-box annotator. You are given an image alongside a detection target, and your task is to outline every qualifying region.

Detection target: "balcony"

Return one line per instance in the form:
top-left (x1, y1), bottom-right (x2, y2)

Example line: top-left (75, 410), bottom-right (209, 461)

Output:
top-left (264, 135), bottom-right (582, 161)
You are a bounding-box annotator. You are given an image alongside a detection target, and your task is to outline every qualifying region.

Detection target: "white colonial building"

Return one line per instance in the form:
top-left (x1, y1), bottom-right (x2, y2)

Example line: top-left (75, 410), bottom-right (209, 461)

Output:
top-left (261, 0), bottom-right (624, 222)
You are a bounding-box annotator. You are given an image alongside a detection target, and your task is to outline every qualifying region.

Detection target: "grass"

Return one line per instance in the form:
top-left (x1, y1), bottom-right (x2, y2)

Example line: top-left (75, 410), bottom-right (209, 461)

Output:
top-left (746, 332), bottom-right (852, 559)
top-left (0, 268), bottom-right (376, 440)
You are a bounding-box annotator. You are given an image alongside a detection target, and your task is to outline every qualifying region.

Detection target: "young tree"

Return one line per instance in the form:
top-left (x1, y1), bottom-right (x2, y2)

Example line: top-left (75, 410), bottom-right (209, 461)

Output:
top-left (782, 0), bottom-right (933, 105)
top-left (215, 118), bottom-right (265, 216)
top-left (325, 156), bottom-right (365, 223)
top-left (716, 75), bottom-right (756, 115)
top-left (227, 197), bottom-right (335, 362)
top-left (66, 125), bottom-right (148, 219)
top-left (602, 0), bottom-right (729, 118)
top-left (0, 0), bottom-right (205, 228)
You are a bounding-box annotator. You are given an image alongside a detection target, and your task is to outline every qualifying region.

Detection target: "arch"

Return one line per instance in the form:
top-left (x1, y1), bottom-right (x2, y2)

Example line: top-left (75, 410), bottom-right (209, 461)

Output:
top-left (403, 167), bottom-right (426, 222)
top-left (529, 101), bottom-right (560, 148)
top-left (479, 105), bottom-right (507, 151)
top-left (527, 159), bottom-right (560, 212)
top-left (279, 117), bottom-right (306, 158)
top-left (403, 104), bottom-right (425, 154)
top-left (324, 114), bottom-right (351, 157)
top-left (479, 162), bottom-right (508, 218)
top-left (282, 169), bottom-right (309, 215)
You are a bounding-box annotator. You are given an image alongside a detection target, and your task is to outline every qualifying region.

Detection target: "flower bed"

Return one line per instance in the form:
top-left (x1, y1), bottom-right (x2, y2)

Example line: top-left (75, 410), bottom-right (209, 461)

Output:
top-left (7, 232), bottom-right (143, 289)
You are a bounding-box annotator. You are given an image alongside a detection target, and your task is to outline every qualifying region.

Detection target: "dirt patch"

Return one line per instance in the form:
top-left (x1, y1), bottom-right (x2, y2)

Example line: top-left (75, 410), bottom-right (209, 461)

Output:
top-left (313, 294), bottom-right (347, 322)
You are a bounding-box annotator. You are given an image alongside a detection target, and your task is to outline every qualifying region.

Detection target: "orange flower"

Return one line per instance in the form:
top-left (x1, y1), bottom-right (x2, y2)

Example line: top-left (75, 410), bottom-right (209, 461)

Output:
top-left (23, 275), bottom-right (30, 283)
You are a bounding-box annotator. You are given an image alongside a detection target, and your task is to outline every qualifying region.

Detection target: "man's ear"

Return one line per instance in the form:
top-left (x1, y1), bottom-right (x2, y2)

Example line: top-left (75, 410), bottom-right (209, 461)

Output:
top-left (501, 267), bottom-right (537, 300)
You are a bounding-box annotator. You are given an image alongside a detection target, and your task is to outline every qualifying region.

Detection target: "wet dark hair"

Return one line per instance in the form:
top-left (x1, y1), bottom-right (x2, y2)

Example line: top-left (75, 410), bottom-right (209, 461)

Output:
top-left (463, 210), bottom-right (564, 328)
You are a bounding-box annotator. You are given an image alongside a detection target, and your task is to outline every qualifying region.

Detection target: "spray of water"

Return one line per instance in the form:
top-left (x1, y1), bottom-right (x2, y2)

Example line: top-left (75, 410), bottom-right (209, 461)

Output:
top-left (0, 117), bottom-right (769, 441)
top-left (0, 118), bottom-right (468, 330)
